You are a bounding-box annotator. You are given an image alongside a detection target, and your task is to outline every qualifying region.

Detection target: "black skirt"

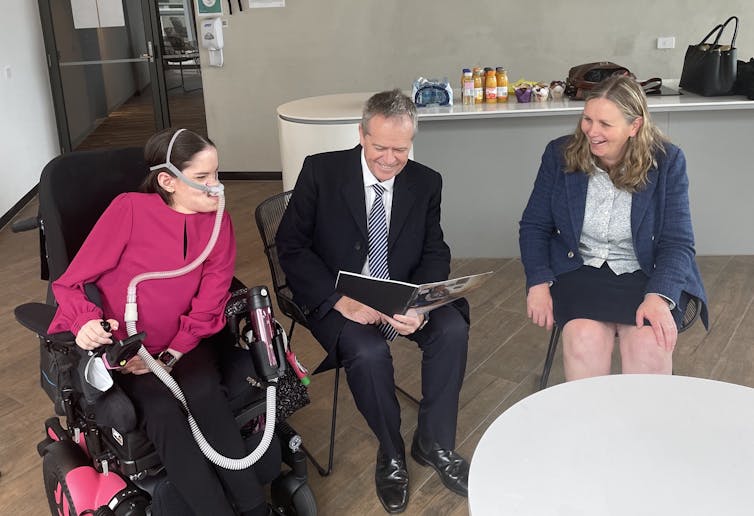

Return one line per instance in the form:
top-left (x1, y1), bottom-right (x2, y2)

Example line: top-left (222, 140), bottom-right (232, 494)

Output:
top-left (551, 263), bottom-right (683, 328)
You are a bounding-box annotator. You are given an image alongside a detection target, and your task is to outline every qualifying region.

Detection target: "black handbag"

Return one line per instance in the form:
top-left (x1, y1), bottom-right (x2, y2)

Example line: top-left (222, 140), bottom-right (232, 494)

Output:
top-left (680, 16), bottom-right (739, 96)
top-left (734, 58), bottom-right (754, 99)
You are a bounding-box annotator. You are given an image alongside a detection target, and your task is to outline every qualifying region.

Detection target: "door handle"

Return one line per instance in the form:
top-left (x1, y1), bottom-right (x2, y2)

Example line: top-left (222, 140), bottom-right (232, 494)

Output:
top-left (142, 41), bottom-right (154, 62)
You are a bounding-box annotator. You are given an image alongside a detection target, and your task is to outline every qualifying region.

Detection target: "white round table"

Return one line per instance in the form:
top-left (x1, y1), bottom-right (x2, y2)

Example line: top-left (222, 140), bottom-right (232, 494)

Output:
top-left (469, 374), bottom-right (754, 516)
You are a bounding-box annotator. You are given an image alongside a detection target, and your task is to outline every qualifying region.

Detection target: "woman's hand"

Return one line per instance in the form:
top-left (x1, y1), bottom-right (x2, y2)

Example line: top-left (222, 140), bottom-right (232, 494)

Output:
top-left (636, 294), bottom-right (678, 351)
top-left (121, 355), bottom-right (151, 375)
top-left (75, 319), bottom-right (119, 351)
top-left (527, 283), bottom-right (554, 330)
top-left (121, 348), bottom-right (184, 375)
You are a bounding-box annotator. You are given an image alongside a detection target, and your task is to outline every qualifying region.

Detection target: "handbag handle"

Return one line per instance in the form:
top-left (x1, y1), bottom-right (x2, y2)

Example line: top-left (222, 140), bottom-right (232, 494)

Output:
top-left (711, 16), bottom-right (739, 48)
top-left (698, 24), bottom-right (723, 45)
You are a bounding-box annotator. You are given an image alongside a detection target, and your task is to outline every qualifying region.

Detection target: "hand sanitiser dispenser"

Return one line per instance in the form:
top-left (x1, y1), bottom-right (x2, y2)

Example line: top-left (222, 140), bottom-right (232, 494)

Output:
top-left (200, 17), bottom-right (224, 67)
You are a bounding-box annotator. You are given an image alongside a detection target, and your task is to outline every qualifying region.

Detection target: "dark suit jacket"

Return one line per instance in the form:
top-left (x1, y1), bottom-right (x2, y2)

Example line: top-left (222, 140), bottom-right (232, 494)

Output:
top-left (519, 136), bottom-right (709, 328)
top-left (276, 145), bottom-right (468, 371)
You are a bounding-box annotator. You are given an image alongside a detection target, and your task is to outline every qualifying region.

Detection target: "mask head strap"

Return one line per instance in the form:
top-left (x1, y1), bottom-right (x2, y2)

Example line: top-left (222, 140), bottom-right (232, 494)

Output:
top-left (149, 128), bottom-right (224, 196)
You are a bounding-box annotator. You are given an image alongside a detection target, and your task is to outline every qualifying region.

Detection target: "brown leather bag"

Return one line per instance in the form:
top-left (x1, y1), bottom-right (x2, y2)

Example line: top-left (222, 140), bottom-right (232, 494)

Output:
top-left (565, 62), bottom-right (635, 100)
top-left (565, 61), bottom-right (663, 99)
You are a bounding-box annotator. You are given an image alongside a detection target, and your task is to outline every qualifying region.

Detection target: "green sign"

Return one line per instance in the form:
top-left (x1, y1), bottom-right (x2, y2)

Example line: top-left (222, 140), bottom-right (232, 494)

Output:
top-left (197, 0), bottom-right (222, 15)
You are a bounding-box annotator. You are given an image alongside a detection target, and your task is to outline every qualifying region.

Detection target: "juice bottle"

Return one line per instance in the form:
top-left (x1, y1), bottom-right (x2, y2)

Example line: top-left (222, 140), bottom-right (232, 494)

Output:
top-left (483, 68), bottom-right (492, 102)
top-left (473, 68), bottom-right (483, 104)
top-left (485, 70), bottom-right (497, 103)
top-left (460, 69), bottom-right (466, 103)
top-left (462, 69), bottom-right (474, 105)
top-left (496, 67), bottom-right (509, 103)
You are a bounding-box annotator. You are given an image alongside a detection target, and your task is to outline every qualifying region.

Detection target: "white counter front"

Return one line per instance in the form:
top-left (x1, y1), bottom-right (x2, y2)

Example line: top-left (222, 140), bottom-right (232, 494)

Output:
top-left (278, 86), bottom-right (754, 257)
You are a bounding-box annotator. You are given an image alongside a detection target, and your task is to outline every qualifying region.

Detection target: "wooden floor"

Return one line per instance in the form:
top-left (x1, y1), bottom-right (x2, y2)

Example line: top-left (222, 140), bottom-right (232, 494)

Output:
top-left (76, 69), bottom-right (207, 151)
top-left (1, 180), bottom-right (752, 515)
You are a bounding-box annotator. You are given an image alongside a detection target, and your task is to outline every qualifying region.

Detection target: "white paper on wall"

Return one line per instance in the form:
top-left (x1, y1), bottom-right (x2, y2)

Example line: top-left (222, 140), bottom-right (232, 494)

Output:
top-left (71, 0), bottom-right (125, 29)
top-left (96, 0), bottom-right (125, 27)
top-left (71, 0), bottom-right (99, 29)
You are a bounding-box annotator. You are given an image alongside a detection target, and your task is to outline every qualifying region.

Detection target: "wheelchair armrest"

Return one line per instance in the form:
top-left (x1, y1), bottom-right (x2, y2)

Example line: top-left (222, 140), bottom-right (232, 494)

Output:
top-left (14, 302), bottom-right (76, 345)
top-left (11, 216), bottom-right (40, 233)
top-left (230, 275), bottom-right (246, 292)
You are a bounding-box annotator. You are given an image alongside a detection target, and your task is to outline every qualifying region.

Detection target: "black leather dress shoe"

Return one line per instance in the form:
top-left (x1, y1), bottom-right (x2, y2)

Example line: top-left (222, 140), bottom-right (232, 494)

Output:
top-left (375, 449), bottom-right (409, 513)
top-left (410, 432), bottom-right (469, 497)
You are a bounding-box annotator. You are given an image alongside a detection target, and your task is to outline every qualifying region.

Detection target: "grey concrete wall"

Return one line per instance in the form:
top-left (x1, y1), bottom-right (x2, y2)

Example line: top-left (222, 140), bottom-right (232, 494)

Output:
top-left (195, 1), bottom-right (753, 172)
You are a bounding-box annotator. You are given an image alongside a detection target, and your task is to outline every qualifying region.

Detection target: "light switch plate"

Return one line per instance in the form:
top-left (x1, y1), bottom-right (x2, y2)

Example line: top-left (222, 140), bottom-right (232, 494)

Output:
top-left (657, 37), bottom-right (676, 49)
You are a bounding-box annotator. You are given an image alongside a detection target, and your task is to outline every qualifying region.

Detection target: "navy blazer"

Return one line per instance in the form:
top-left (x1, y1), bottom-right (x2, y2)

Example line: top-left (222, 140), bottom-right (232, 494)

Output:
top-left (276, 145), bottom-right (468, 371)
top-left (519, 136), bottom-right (708, 328)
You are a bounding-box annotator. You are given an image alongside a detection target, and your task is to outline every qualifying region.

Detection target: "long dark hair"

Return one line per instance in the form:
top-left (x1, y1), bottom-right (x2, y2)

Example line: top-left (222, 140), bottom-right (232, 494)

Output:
top-left (141, 128), bottom-right (215, 204)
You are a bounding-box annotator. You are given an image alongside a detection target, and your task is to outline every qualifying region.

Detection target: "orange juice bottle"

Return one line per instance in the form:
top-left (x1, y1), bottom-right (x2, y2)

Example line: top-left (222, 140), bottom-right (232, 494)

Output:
top-left (496, 67), bottom-right (509, 103)
top-left (485, 70), bottom-right (497, 103)
top-left (473, 68), bottom-right (483, 104)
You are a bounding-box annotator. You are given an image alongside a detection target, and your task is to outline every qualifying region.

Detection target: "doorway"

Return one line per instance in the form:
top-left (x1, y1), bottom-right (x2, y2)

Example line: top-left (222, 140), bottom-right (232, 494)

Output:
top-left (156, 0), bottom-right (207, 137)
top-left (37, 0), bottom-right (207, 153)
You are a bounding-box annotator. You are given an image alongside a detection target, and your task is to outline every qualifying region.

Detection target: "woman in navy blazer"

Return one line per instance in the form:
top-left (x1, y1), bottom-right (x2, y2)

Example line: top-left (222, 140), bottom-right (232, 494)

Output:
top-left (519, 76), bottom-right (708, 381)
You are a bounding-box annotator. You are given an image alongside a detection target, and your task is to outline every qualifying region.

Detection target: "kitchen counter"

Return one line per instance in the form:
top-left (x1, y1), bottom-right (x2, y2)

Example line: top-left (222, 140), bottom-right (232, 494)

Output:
top-left (278, 84), bottom-right (754, 256)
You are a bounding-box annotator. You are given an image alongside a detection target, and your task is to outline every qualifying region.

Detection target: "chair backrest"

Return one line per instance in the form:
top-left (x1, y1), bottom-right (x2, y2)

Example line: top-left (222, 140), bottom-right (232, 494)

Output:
top-left (38, 147), bottom-right (148, 284)
top-left (254, 190), bottom-right (308, 326)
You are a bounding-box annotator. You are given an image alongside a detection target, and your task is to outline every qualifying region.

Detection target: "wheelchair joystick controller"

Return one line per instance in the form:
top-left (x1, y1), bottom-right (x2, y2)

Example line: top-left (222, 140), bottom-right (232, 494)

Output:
top-left (99, 321), bottom-right (146, 370)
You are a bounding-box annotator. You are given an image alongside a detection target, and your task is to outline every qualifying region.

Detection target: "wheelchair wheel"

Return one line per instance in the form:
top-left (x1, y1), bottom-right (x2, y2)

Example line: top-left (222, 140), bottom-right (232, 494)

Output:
top-left (42, 451), bottom-right (77, 516)
top-left (289, 484), bottom-right (317, 516)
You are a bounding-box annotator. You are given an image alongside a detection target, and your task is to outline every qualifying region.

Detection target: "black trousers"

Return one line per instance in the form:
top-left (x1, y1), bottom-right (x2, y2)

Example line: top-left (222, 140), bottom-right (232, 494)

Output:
top-left (116, 339), bottom-right (264, 516)
top-left (337, 304), bottom-right (469, 459)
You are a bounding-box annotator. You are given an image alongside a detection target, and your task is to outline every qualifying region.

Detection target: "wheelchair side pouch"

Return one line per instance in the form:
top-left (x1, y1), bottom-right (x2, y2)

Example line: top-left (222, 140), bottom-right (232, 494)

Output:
top-left (93, 386), bottom-right (138, 433)
top-left (40, 340), bottom-right (78, 416)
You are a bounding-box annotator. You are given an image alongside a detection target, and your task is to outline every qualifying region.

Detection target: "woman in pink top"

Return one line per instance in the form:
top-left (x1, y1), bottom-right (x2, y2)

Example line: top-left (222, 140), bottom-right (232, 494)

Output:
top-left (48, 128), bottom-right (266, 516)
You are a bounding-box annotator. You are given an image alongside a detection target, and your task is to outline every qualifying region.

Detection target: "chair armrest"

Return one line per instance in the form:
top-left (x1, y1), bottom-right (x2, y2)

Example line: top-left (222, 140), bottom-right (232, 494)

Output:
top-left (14, 303), bottom-right (76, 345)
top-left (275, 288), bottom-right (308, 327)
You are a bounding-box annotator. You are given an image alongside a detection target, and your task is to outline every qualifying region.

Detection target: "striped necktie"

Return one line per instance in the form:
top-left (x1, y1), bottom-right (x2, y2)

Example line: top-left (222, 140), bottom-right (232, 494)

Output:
top-left (368, 183), bottom-right (398, 340)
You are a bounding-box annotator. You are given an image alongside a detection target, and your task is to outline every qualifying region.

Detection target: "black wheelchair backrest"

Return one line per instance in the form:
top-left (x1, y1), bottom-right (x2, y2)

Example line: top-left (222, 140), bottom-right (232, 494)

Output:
top-left (38, 147), bottom-right (147, 284)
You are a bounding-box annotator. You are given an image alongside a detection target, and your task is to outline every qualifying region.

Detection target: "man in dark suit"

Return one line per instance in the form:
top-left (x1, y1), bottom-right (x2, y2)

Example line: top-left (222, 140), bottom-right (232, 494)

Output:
top-left (276, 90), bottom-right (470, 513)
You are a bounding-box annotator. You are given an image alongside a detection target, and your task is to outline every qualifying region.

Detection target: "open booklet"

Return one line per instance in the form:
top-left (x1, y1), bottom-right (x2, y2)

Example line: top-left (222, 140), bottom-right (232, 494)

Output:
top-left (335, 271), bottom-right (493, 316)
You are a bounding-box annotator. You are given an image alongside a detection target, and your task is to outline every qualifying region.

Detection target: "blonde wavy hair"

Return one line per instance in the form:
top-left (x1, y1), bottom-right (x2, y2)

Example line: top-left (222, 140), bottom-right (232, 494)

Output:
top-left (564, 75), bottom-right (667, 192)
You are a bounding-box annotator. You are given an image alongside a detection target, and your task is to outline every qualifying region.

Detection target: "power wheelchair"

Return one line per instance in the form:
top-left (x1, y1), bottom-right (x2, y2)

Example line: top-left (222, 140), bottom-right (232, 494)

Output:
top-left (13, 147), bottom-right (317, 515)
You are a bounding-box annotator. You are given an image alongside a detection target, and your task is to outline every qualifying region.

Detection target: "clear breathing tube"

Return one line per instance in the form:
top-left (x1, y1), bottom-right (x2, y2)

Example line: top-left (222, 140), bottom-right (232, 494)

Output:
top-left (123, 131), bottom-right (275, 470)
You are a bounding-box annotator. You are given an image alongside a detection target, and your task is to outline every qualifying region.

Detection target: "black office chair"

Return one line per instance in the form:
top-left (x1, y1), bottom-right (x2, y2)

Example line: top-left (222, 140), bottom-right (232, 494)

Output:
top-left (539, 295), bottom-right (702, 390)
top-left (254, 190), bottom-right (419, 477)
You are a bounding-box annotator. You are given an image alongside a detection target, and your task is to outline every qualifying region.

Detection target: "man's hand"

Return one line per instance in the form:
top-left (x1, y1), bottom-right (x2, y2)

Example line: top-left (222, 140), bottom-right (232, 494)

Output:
top-left (75, 318), bottom-right (119, 351)
top-left (636, 294), bottom-right (678, 351)
top-left (334, 296), bottom-right (383, 325)
top-left (526, 283), bottom-right (554, 330)
top-left (382, 309), bottom-right (424, 336)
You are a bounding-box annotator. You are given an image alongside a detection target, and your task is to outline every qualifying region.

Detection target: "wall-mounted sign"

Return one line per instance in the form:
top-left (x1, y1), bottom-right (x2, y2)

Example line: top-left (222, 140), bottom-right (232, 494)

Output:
top-left (197, 0), bottom-right (222, 15)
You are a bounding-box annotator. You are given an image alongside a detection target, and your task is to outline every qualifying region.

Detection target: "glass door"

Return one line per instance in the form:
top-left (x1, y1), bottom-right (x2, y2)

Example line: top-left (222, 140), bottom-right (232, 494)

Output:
top-left (156, 0), bottom-right (207, 137)
top-left (38, 0), bottom-right (170, 152)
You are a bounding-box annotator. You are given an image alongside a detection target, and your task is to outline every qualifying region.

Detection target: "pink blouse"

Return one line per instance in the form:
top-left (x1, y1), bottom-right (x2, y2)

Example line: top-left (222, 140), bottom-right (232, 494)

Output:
top-left (48, 192), bottom-right (236, 355)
